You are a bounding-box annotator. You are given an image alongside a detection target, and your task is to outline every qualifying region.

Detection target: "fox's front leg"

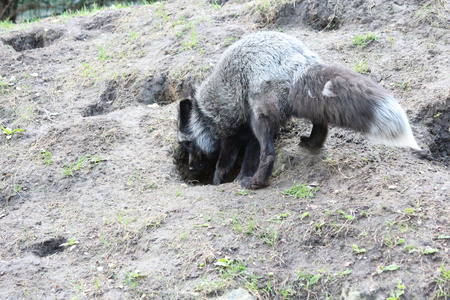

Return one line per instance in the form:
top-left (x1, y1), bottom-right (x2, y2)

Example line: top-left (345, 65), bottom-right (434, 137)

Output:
top-left (300, 122), bottom-right (329, 149)
top-left (244, 116), bottom-right (276, 190)
top-left (236, 137), bottom-right (260, 184)
top-left (213, 137), bottom-right (240, 185)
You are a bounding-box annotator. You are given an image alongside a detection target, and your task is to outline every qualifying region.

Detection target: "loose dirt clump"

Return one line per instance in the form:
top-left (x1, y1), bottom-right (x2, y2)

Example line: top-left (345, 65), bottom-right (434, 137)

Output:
top-left (83, 80), bottom-right (119, 116)
top-left (137, 73), bottom-right (175, 105)
top-left (0, 0), bottom-right (449, 299)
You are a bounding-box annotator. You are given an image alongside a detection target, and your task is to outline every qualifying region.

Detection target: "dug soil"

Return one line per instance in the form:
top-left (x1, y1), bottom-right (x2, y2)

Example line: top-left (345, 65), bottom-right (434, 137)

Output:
top-left (0, 0), bottom-right (449, 299)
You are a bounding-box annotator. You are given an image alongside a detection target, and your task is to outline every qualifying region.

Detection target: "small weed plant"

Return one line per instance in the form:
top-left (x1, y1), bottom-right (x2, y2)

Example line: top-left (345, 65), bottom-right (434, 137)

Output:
top-left (378, 264), bottom-right (399, 274)
top-left (387, 279), bottom-right (405, 300)
top-left (98, 45), bottom-right (109, 62)
top-left (353, 244), bottom-right (366, 254)
top-left (435, 262), bottom-right (450, 297)
top-left (40, 149), bottom-right (52, 165)
top-left (1, 125), bottom-right (25, 139)
top-left (338, 210), bottom-right (355, 221)
top-left (258, 226), bottom-right (279, 246)
top-left (352, 60), bottom-right (369, 74)
top-left (0, 76), bottom-right (10, 93)
top-left (211, 1), bottom-right (221, 10)
top-left (181, 30), bottom-right (197, 51)
top-left (123, 271), bottom-right (146, 288)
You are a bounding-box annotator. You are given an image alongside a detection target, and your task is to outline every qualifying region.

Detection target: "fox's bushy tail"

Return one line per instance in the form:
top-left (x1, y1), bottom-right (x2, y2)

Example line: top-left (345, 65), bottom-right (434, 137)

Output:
top-left (290, 64), bottom-right (420, 150)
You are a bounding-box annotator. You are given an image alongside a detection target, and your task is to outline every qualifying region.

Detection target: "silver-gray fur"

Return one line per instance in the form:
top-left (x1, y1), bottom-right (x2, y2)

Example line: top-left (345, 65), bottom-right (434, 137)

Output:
top-left (188, 32), bottom-right (323, 152)
top-left (178, 31), bottom-right (419, 189)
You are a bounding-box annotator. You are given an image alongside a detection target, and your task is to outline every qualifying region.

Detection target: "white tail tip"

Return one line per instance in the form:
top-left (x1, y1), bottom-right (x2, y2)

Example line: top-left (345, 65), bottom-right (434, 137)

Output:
top-left (367, 97), bottom-right (421, 150)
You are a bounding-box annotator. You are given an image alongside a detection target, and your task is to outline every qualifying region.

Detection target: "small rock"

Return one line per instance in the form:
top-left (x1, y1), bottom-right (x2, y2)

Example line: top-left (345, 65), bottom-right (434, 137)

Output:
top-left (215, 288), bottom-right (255, 300)
top-left (388, 185), bottom-right (397, 190)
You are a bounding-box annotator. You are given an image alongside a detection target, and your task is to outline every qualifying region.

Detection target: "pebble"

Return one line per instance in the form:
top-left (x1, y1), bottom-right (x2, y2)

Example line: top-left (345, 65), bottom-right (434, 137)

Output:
top-left (148, 103), bottom-right (159, 108)
top-left (215, 288), bottom-right (255, 300)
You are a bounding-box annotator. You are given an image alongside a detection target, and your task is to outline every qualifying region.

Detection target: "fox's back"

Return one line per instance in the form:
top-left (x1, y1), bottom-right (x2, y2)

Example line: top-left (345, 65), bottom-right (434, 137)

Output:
top-left (196, 32), bottom-right (322, 133)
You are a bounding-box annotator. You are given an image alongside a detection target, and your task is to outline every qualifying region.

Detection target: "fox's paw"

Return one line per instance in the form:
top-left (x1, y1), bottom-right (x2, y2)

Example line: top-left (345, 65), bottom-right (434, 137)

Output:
top-left (213, 174), bottom-right (225, 186)
top-left (243, 178), bottom-right (269, 190)
top-left (300, 135), bottom-right (324, 149)
top-left (238, 176), bottom-right (251, 187)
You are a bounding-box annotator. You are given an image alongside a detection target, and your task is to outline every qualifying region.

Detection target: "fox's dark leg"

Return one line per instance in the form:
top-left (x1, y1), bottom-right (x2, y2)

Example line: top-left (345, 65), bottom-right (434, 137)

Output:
top-left (300, 122), bottom-right (329, 149)
top-left (245, 117), bottom-right (276, 190)
top-left (236, 136), bottom-right (260, 184)
top-left (213, 136), bottom-right (240, 185)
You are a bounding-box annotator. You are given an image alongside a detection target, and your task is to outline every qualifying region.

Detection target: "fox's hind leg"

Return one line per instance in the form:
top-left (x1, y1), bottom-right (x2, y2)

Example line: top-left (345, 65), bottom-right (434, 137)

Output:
top-left (236, 136), bottom-right (260, 184)
top-left (213, 136), bottom-right (241, 185)
top-left (300, 122), bottom-right (329, 149)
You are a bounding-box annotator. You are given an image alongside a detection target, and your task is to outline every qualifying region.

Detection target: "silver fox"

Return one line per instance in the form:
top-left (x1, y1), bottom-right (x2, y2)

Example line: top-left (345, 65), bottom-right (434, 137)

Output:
top-left (178, 31), bottom-right (419, 189)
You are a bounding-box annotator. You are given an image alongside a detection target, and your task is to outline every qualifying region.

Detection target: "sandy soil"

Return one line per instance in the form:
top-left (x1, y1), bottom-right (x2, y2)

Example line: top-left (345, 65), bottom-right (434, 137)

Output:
top-left (0, 0), bottom-right (449, 299)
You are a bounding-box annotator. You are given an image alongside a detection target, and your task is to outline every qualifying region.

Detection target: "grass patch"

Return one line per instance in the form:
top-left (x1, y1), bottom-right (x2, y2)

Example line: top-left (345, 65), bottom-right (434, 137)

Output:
top-left (123, 271), bottom-right (146, 288)
top-left (352, 60), bottom-right (370, 74)
top-left (181, 30), bottom-right (198, 51)
top-left (352, 33), bottom-right (377, 48)
top-left (0, 19), bottom-right (15, 29)
top-left (0, 76), bottom-right (10, 93)
top-left (282, 183), bottom-right (319, 199)
top-left (62, 154), bottom-right (106, 177)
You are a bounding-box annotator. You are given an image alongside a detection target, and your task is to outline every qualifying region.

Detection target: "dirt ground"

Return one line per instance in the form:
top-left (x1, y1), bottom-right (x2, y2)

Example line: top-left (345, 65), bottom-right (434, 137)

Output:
top-left (0, 0), bottom-right (449, 299)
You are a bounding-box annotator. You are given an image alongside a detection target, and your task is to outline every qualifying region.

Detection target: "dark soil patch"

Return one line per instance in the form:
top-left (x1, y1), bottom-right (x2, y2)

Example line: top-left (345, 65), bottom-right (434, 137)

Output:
top-left (2, 28), bottom-right (64, 51)
top-left (30, 237), bottom-right (67, 257)
top-left (82, 10), bottom-right (127, 31)
top-left (417, 96), bottom-right (450, 166)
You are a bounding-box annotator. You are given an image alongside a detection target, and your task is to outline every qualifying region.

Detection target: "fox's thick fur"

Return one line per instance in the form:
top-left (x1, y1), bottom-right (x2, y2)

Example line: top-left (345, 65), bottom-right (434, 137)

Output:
top-left (178, 31), bottom-right (419, 189)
